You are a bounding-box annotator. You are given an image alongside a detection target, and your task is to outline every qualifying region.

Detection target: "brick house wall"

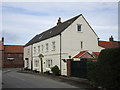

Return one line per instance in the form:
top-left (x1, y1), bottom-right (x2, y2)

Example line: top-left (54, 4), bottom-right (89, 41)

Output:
top-left (3, 53), bottom-right (24, 68)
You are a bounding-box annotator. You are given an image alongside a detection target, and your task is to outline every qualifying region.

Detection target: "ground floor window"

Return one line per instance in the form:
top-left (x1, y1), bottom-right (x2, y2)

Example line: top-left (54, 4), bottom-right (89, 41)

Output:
top-left (26, 60), bottom-right (29, 68)
top-left (46, 59), bottom-right (52, 68)
top-left (34, 59), bottom-right (39, 67)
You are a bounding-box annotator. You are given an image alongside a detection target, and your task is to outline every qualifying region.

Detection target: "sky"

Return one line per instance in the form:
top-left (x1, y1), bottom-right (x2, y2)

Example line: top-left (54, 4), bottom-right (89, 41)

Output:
top-left (1, 2), bottom-right (119, 45)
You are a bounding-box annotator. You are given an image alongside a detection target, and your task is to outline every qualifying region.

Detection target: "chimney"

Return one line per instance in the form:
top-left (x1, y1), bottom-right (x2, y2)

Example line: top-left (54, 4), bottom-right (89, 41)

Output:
top-left (2, 37), bottom-right (4, 42)
top-left (109, 35), bottom-right (114, 42)
top-left (57, 17), bottom-right (61, 25)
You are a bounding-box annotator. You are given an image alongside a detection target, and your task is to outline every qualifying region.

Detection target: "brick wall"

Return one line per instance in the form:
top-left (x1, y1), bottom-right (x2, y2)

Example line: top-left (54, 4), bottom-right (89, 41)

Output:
top-left (3, 53), bottom-right (24, 68)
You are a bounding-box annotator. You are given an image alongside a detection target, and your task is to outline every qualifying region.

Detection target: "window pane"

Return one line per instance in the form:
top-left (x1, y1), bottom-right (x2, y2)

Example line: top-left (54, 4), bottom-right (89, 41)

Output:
top-left (77, 24), bottom-right (82, 31)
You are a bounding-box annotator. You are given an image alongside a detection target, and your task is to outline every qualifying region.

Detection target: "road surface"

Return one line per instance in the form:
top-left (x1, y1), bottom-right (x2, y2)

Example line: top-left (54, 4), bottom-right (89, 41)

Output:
top-left (2, 68), bottom-right (81, 88)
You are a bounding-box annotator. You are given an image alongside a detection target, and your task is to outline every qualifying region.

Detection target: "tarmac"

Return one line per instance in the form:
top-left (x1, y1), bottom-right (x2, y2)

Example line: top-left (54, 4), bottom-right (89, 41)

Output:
top-left (18, 70), bottom-right (100, 90)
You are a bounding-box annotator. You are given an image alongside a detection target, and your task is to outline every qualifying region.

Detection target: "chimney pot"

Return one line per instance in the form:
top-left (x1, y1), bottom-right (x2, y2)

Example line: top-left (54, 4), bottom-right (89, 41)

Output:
top-left (2, 37), bottom-right (4, 42)
top-left (109, 35), bottom-right (114, 42)
top-left (57, 17), bottom-right (61, 25)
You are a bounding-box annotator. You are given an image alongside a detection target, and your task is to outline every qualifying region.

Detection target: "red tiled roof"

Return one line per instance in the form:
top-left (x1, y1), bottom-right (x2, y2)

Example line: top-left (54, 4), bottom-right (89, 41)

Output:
top-left (99, 41), bottom-right (120, 48)
top-left (93, 52), bottom-right (100, 55)
top-left (73, 51), bottom-right (87, 58)
top-left (4, 45), bottom-right (24, 53)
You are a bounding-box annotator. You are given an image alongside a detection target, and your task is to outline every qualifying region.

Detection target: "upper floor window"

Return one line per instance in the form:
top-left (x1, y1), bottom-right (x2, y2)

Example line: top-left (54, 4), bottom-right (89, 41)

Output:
top-left (34, 47), bottom-right (36, 54)
top-left (52, 41), bottom-right (55, 51)
top-left (28, 48), bottom-right (30, 55)
top-left (41, 45), bottom-right (44, 52)
top-left (46, 43), bottom-right (48, 52)
top-left (77, 24), bottom-right (82, 32)
top-left (38, 46), bottom-right (40, 53)
top-left (80, 41), bottom-right (83, 49)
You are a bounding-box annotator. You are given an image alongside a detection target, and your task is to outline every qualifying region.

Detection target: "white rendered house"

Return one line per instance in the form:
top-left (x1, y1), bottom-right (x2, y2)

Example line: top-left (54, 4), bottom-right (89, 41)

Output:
top-left (24, 14), bottom-right (103, 75)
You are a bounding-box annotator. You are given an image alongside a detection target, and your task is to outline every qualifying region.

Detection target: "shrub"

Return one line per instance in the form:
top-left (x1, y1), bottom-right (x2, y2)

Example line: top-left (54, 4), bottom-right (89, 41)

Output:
top-left (87, 61), bottom-right (98, 87)
top-left (51, 65), bottom-right (60, 76)
top-left (96, 47), bottom-right (120, 89)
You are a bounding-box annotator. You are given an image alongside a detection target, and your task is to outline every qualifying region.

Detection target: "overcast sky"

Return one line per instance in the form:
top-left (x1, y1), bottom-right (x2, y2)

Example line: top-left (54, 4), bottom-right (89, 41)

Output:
top-left (1, 2), bottom-right (118, 45)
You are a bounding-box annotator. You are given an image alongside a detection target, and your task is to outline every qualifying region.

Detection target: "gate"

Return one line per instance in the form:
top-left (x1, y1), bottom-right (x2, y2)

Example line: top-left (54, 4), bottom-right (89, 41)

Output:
top-left (71, 61), bottom-right (87, 78)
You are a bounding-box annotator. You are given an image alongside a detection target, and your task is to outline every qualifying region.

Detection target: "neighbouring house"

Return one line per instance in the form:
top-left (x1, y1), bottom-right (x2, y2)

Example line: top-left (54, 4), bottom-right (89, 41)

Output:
top-left (0, 38), bottom-right (4, 68)
top-left (91, 36), bottom-right (120, 60)
top-left (98, 36), bottom-right (120, 49)
top-left (24, 14), bottom-right (104, 76)
top-left (1, 37), bottom-right (24, 68)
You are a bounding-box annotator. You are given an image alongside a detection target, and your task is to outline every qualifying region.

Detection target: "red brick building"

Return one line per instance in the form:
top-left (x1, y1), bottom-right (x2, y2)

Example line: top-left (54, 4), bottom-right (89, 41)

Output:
top-left (1, 37), bottom-right (24, 68)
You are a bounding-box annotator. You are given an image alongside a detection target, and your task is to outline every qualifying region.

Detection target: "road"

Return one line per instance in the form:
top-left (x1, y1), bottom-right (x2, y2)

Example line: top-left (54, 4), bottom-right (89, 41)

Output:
top-left (2, 68), bottom-right (80, 88)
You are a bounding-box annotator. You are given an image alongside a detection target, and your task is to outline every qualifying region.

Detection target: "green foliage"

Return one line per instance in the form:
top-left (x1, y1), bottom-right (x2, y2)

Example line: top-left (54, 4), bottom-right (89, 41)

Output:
top-left (87, 61), bottom-right (98, 87)
top-left (51, 65), bottom-right (60, 75)
top-left (87, 47), bottom-right (120, 89)
top-left (96, 47), bottom-right (120, 89)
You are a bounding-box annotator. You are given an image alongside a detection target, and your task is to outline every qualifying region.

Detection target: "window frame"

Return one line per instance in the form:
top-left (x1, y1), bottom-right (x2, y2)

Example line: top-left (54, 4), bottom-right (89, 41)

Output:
top-left (77, 24), bottom-right (82, 32)
top-left (52, 41), bottom-right (55, 51)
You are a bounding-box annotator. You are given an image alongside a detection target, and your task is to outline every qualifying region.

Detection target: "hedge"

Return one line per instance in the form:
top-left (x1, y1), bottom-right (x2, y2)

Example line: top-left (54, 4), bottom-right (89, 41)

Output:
top-left (87, 47), bottom-right (120, 89)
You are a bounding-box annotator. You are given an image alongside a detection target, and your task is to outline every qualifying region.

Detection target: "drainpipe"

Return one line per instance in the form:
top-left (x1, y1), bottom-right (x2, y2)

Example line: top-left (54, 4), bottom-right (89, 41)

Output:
top-left (60, 33), bottom-right (62, 75)
top-left (31, 45), bottom-right (33, 70)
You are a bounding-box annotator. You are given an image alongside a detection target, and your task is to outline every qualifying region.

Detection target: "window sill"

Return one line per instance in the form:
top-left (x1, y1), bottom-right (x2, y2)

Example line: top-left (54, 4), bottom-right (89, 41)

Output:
top-left (51, 50), bottom-right (55, 51)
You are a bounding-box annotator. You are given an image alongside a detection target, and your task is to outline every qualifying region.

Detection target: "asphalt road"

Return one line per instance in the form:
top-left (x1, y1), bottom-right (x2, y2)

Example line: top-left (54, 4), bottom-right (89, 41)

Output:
top-left (2, 68), bottom-right (80, 88)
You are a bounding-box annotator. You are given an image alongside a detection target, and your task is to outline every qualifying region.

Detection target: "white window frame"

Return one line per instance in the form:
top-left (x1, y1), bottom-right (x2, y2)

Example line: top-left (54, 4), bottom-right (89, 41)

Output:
top-left (46, 59), bottom-right (52, 68)
top-left (46, 43), bottom-right (48, 52)
top-left (34, 59), bottom-right (39, 67)
top-left (38, 46), bottom-right (40, 53)
top-left (77, 24), bottom-right (82, 32)
top-left (41, 45), bottom-right (44, 52)
top-left (52, 41), bottom-right (55, 51)
top-left (34, 47), bottom-right (36, 54)
top-left (80, 41), bottom-right (83, 49)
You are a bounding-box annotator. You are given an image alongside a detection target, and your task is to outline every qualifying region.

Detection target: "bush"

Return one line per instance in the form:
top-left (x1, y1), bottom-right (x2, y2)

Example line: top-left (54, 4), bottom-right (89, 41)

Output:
top-left (51, 65), bottom-right (60, 76)
top-left (96, 47), bottom-right (120, 89)
top-left (87, 61), bottom-right (98, 87)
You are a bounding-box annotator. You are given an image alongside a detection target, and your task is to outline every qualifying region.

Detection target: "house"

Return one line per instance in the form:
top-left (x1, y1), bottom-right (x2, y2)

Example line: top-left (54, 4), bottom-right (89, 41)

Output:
top-left (1, 37), bottom-right (24, 68)
top-left (91, 36), bottom-right (120, 60)
top-left (24, 14), bottom-right (104, 76)
top-left (98, 36), bottom-right (120, 48)
top-left (0, 38), bottom-right (4, 68)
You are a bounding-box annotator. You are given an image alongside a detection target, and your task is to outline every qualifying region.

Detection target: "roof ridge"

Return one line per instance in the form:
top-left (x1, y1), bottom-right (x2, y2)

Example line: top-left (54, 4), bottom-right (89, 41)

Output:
top-left (25, 14), bottom-right (82, 46)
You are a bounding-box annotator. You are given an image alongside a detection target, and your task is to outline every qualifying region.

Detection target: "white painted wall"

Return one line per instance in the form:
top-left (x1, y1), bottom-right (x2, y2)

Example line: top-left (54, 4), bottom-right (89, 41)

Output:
top-left (32, 35), bottom-right (61, 73)
top-left (61, 15), bottom-right (103, 59)
top-left (24, 45), bottom-right (33, 69)
top-left (24, 15), bottom-right (104, 76)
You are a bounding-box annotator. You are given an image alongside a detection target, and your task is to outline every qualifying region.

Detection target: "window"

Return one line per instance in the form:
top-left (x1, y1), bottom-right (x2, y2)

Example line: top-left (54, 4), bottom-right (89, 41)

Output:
top-left (19, 54), bottom-right (22, 57)
top-left (42, 45), bottom-right (44, 52)
top-left (46, 60), bottom-right (52, 68)
top-left (26, 60), bottom-right (29, 68)
top-left (38, 46), bottom-right (40, 53)
top-left (8, 54), bottom-right (11, 57)
top-left (46, 43), bottom-right (48, 52)
top-left (34, 47), bottom-right (36, 54)
top-left (34, 60), bottom-right (39, 67)
top-left (80, 41), bottom-right (83, 49)
top-left (52, 41), bottom-right (55, 51)
top-left (28, 48), bottom-right (30, 55)
top-left (77, 24), bottom-right (82, 31)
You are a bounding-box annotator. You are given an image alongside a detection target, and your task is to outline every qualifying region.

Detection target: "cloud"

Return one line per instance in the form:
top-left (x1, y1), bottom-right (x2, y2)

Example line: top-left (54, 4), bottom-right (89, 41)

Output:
top-left (93, 26), bottom-right (118, 31)
top-left (2, 2), bottom-right (118, 45)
